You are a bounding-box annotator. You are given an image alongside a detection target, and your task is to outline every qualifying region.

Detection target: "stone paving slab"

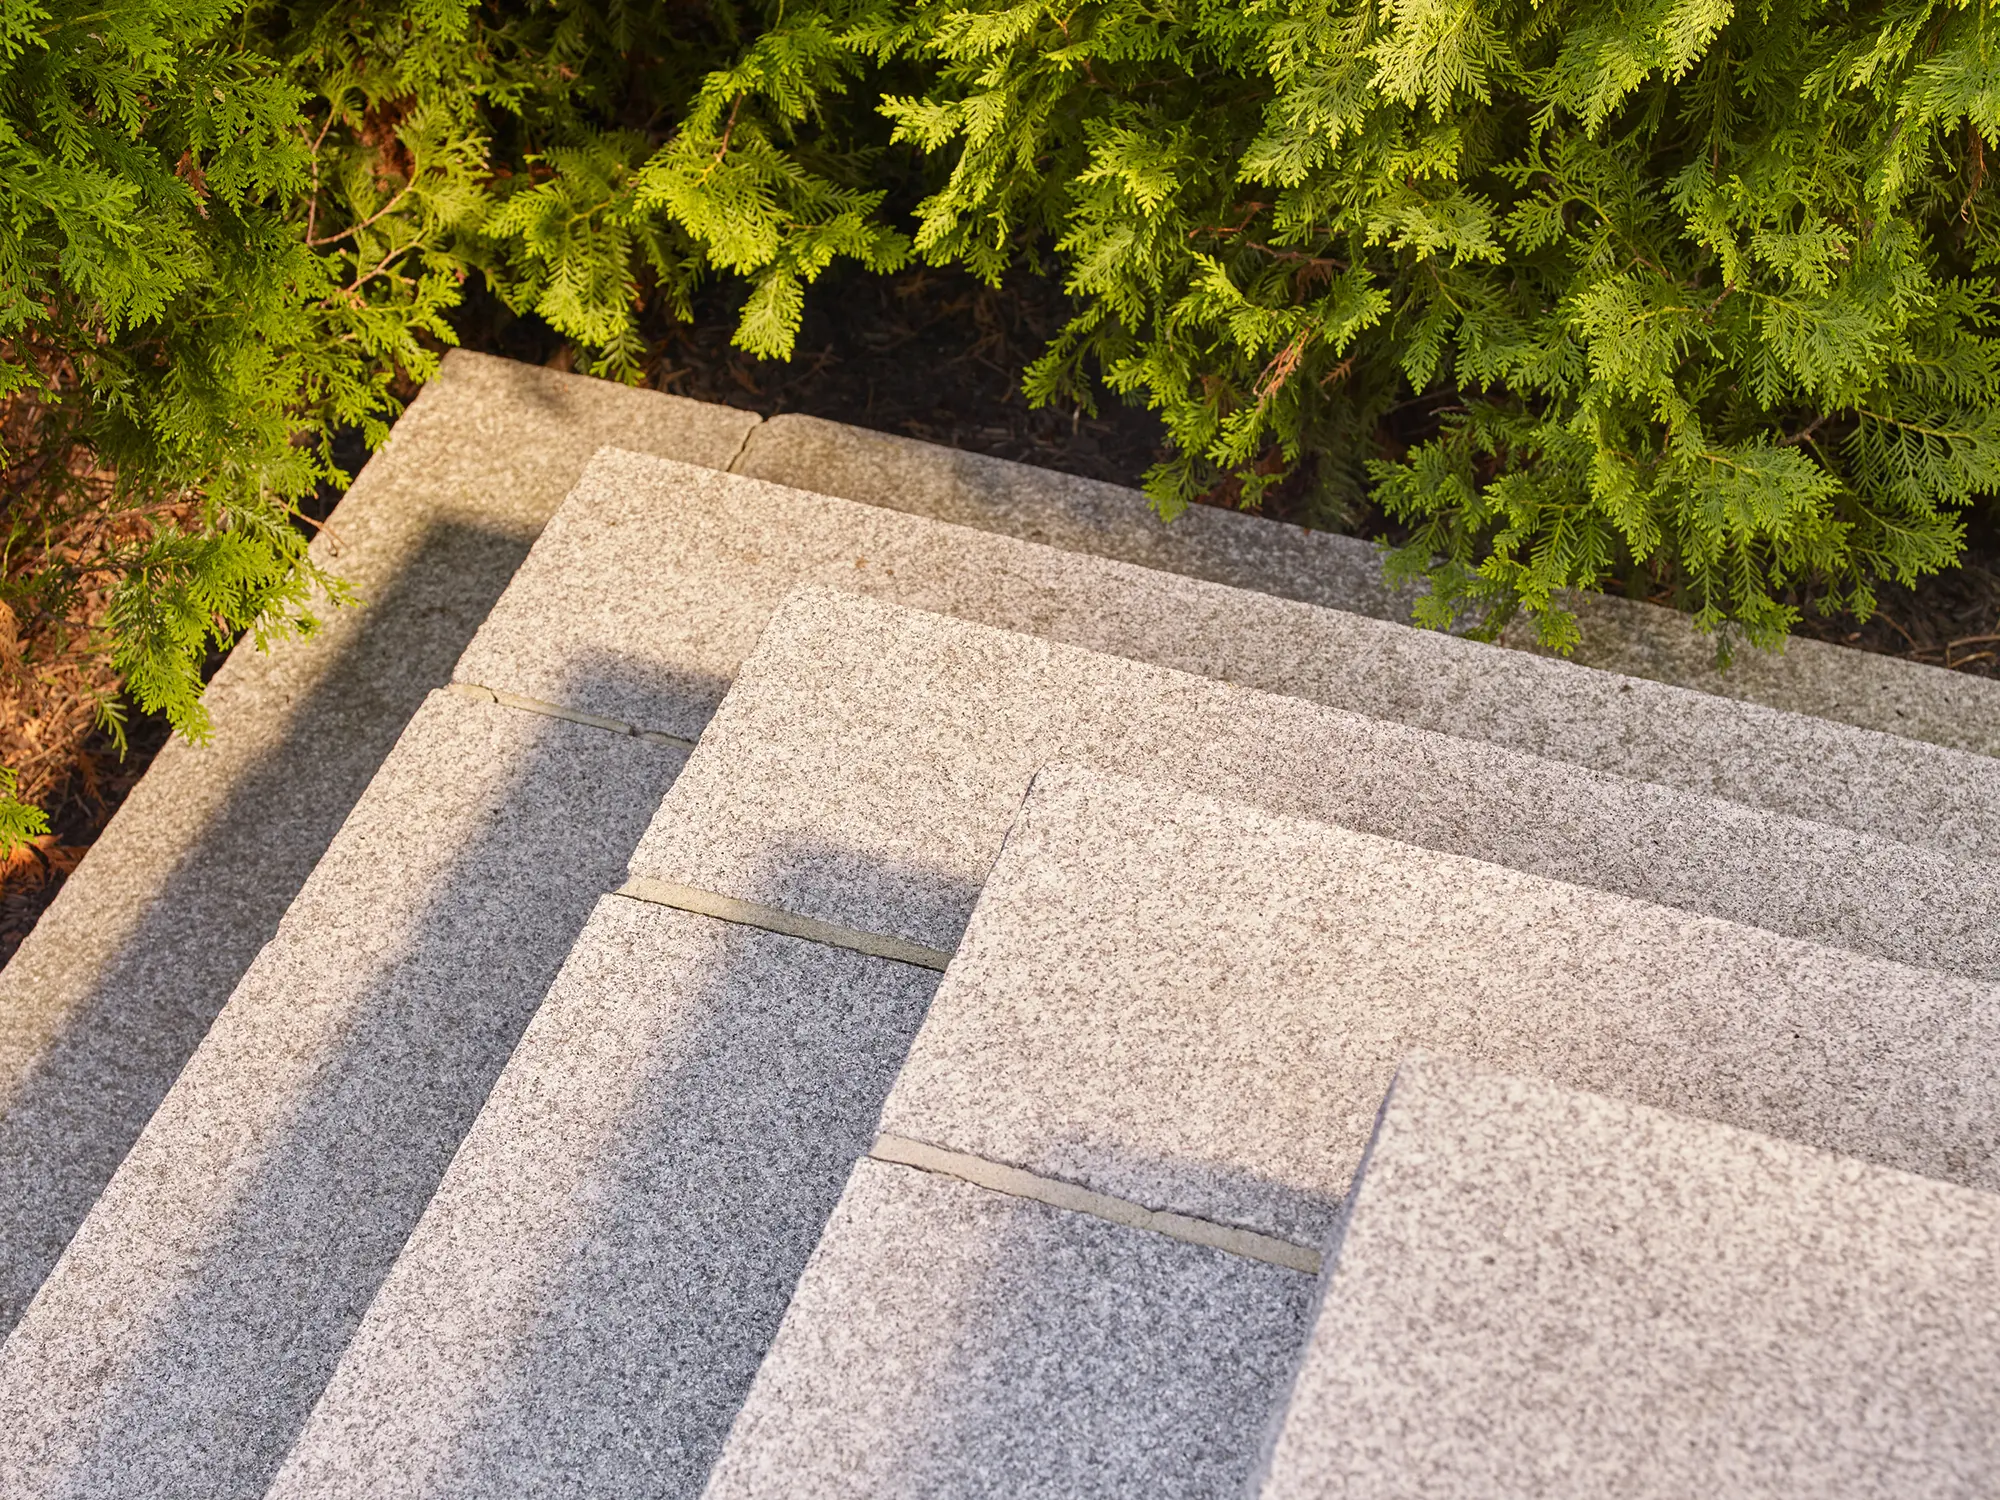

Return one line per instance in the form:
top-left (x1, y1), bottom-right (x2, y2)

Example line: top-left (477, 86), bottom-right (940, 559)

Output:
top-left (880, 763), bottom-right (2000, 1246)
top-left (263, 585), bottom-right (2000, 1498)
top-left (457, 449), bottom-right (2000, 863)
top-left (0, 691), bottom-right (683, 1500)
top-left (734, 412), bottom-right (1413, 619)
top-left (1255, 1055), bottom-right (2000, 1500)
top-left (736, 413), bottom-right (2000, 758)
top-left (0, 351), bottom-right (753, 1338)
top-left (266, 896), bottom-right (938, 1500)
top-left (633, 590), bottom-right (1996, 976)
top-left (700, 1157), bottom-right (1312, 1500)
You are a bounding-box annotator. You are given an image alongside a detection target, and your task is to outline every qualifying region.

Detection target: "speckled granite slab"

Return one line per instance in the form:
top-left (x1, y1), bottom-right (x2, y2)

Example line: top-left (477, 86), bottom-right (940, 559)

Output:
top-left (699, 1157), bottom-right (1312, 1500)
top-left (880, 763), bottom-right (2000, 1246)
top-left (1255, 1055), bottom-right (2000, 1500)
top-left (0, 692), bottom-right (684, 1500)
top-left (736, 413), bottom-right (2000, 759)
top-left (632, 590), bottom-right (1997, 978)
top-left (265, 897), bottom-right (938, 1500)
top-left (0, 351), bottom-right (755, 1342)
top-left (455, 449), bottom-right (2000, 862)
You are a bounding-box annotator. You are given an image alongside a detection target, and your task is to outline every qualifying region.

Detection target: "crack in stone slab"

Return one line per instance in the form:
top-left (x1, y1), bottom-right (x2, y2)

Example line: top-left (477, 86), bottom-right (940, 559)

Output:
top-left (871, 1133), bottom-right (1323, 1275)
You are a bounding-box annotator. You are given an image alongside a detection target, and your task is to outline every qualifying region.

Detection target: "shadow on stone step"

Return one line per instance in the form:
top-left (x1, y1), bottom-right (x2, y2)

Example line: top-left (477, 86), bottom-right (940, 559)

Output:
top-left (267, 825), bottom-right (1343, 1500)
top-left (0, 517), bottom-right (545, 1341)
top-left (711, 1157), bottom-right (1314, 1500)
top-left (1, 679), bottom-right (686, 1500)
top-left (439, 903), bottom-right (941, 1499)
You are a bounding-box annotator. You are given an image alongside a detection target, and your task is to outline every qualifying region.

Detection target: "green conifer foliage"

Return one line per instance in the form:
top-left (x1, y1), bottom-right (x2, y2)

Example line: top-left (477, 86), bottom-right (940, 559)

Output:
top-left (490, 0), bottom-right (2000, 656)
top-left (3, 0), bottom-right (1996, 847)
top-left (0, 0), bottom-right (477, 842)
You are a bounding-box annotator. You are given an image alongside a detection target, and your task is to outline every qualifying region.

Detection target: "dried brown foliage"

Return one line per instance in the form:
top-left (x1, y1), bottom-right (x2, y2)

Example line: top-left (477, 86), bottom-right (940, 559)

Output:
top-left (0, 346), bottom-right (198, 949)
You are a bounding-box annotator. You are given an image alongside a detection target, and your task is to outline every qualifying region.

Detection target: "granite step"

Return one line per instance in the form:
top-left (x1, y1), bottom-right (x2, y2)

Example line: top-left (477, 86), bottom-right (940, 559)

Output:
top-left (0, 692), bottom-right (686, 1500)
top-left (734, 412), bottom-right (2000, 760)
top-left (0, 351), bottom-right (757, 1340)
top-left (694, 764), bottom-right (2000, 1495)
top-left (457, 450), bottom-right (2000, 862)
top-left (700, 1155), bottom-right (1312, 1500)
top-left (629, 587), bottom-right (1999, 977)
top-left (268, 585), bottom-right (1995, 1496)
top-left (876, 762), bottom-right (2000, 1245)
top-left (13, 439), bottom-right (1875, 1499)
top-left (1254, 1054), bottom-right (2000, 1500)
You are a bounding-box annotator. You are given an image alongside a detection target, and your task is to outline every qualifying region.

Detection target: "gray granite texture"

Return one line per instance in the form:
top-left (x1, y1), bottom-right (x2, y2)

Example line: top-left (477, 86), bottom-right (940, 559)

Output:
top-left (1255, 1055), bottom-right (2000, 1500)
top-left (0, 350), bottom-right (752, 1337)
top-left (879, 763), bottom-right (2000, 1246)
top-left (0, 691), bottom-right (682, 1500)
top-left (734, 412), bottom-right (1415, 619)
top-left (633, 590), bottom-right (1997, 977)
top-left (458, 450), bottom-right (2000, 863)
top-left (266, 896), bottom-right (938, 1500)
top-left (700, 1157), bottom-right (1313, 1500)
top-left (736, 412), bottom-right (2000, 757)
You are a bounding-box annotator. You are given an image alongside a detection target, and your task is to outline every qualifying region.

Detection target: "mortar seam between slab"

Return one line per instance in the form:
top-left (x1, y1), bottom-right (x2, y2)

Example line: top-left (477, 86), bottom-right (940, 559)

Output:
top-left (870, 1133), bottom-right (1324, 1275)
top-left (446, 681), bottom-right (698, 750)
top-left (615, 876), bottom-right (955, 970)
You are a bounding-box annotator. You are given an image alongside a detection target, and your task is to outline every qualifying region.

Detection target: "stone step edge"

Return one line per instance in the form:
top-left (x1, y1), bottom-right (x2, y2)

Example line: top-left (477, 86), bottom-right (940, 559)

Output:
top-left (443, 682), bottom-right (698, 751)
top-left (733, 409), bottom-right (2000, 761)
top-left (616, 877), bottom-right (953, 971)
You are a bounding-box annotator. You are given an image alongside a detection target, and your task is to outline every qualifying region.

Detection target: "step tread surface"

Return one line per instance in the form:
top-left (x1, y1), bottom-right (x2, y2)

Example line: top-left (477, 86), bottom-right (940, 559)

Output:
top-left (1257, 1055), bottom-right (2000, 1500)
top-left (0, 692), bottom-right (682, 1500)
top-left (266, 896), bottom-right (937, 1500)
top-left (881, 762), bottom-right (2000, 1245)
top-left (0, 351), bottom-right (751, 1337)
top-left (634, 589), bottom-right (1996, 976)
top-left (457, 450), bottom-right (2000, 863)
top-left (701, 1157), bottom-right (1311, 1500)
top-left (736, 412), bottom-right (2000, 759)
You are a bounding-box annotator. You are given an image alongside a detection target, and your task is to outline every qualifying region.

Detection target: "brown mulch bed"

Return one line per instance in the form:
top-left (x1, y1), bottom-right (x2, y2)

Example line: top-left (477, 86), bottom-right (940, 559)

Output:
top-left (0, 354), bottom-right (191, 963)
top-left (3, 265), bottom-right (1994, 962)
top-left (1789, 535), bottom-right (2000, 674)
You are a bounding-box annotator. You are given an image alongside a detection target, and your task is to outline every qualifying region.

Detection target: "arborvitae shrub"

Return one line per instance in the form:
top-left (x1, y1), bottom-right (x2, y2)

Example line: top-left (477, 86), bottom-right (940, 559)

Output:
top-left (3, 0), bottom-right (1997, 840)
top-left (0, 0), bottom-right (476, 838)
top-left (490, 0), bottom-right (2000, 657)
